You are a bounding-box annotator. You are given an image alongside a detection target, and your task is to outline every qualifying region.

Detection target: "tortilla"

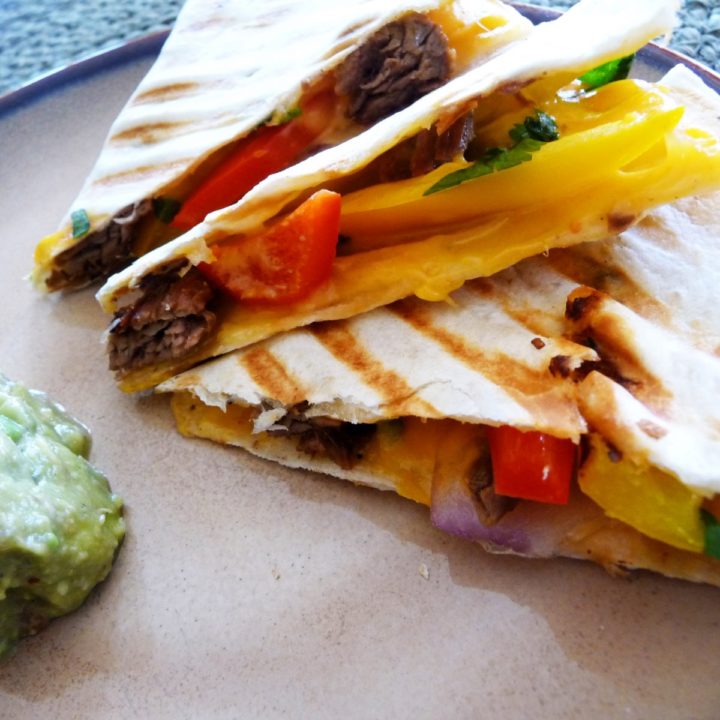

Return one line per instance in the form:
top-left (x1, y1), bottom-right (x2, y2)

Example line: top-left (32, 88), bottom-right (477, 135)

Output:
top-left (95, 0), bottom-right (707, 393)
top-left (33, 0), bottom-right (529, 291)
top-left (159, 182), bottom-right (720, 586)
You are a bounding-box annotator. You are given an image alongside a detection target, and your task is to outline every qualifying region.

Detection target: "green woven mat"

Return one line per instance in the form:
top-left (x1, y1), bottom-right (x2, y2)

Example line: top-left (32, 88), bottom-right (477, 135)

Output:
top-left (0, 0), bottom-right (717, 95)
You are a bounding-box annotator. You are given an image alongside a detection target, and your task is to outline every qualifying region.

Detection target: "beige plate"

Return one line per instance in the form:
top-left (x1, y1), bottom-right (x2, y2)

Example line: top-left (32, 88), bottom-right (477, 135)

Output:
top-left (0, 33), bottom-right (719, 720)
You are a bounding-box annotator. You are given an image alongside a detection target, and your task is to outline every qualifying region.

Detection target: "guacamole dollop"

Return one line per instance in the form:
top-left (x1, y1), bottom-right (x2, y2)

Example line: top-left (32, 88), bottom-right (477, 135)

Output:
top-left (0, 373), bottom-right (125, 658)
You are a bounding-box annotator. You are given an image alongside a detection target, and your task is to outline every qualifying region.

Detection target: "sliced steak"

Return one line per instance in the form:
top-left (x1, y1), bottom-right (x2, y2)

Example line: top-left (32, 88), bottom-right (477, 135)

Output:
top-left (337, 13), bottom-right (451, 125)
top-left (375, 112), bottom-right (475, 181)
top-left (46, 200), bottom-right (151, 291)
top-left (108, 264), bottom-right (217, 373)
top-left (268, 403), bottom-right (376, 469)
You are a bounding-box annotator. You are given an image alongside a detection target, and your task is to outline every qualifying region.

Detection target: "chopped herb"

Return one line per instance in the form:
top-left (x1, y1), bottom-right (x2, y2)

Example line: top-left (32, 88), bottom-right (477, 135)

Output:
top-left (510, 110), bottom-right (560, 144)
top-left (425, 110), bottom-right (559, 195)
top-left (579, 54), bottom-right (635, 91)
top-left (278, 107), bottom-right (303, 124)
top-left (71, 209), bottom-right (90, 239)
top-left (152, 197), bottom-right (182, 224)
top-left (702, 510), bottom-right (720, 559)
top-left (0, 415), bottom-right (24, 443)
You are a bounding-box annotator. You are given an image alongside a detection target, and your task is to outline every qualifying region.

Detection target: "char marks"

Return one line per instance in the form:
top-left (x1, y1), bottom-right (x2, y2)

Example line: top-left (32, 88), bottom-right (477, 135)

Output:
top-left (310, 321), bottom-right (437, 416)
top-left (94, 161), bottom-right (188, 188)
top-left (548, 246), bottom-right (668, 325)
top-left (390, 300), bottom-right (555, 397)
top-left (111, 121), bottom-right (194, 146)
top-left (240, 348), bottom-right (308, 407)
top-left (133, 82), bottom-right (202, 105)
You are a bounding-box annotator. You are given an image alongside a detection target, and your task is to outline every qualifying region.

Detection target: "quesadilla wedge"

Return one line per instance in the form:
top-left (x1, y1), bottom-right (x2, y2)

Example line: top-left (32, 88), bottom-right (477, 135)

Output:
top-left (33, 0), bottom-right (530, 291)
top-left (159, 172), bottom-right (720, 586)
top-left (95, 0), bottom-right (717, 394)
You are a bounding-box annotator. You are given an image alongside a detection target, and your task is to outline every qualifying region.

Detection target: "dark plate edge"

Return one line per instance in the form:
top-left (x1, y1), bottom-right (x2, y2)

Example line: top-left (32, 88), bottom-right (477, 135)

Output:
top-left (0, 30), bottom-right (169, 117)
top-left (0, 4), bottom-right (718, 118)
top-left (513, 3), bottom-right (720, 91)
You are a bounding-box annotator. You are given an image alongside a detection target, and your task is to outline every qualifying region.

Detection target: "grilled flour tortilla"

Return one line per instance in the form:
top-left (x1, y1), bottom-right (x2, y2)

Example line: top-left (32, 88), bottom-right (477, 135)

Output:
top-left (161, 170), bottom-right (720, 586)
top-left (98, 0), bottom-right (720, 394)
top-left (33, 0), bottom-right (529, 291)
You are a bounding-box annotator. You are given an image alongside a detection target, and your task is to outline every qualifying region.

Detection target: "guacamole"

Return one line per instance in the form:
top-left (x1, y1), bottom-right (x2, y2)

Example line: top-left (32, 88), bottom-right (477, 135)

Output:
top-left (0, 373), bottom-right (125, 658)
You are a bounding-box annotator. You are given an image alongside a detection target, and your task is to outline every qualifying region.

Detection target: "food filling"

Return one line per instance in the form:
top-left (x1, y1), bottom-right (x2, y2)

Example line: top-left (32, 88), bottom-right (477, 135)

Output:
top-left (46, 11), bottom-right (456, 290)
top-left (46, 201), bottom-right (151, 291)
top-left (107, 57), bottom-right (720, 385)
top-left (266, 402), bottom-right (377, 470)
top-left (174, 391), bottom-right (720, 567)
top-left (108, 261), bottom-right (217, 372)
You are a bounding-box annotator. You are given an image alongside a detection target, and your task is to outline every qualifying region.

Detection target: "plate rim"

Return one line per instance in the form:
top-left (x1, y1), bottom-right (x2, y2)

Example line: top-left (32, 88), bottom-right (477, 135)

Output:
top-left (0, 30), bottom-right (169, 116)
top-left (0, 3), bottom-right (718, 118)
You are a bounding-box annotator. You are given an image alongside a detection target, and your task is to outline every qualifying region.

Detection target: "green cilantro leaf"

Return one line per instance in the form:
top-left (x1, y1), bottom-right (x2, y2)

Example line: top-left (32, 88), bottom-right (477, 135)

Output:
top-left (278, 106), bottom-right (303, 124)
top-left (522, 110), bottom-right (561, 142)
top-left (579, 54), bottom-right (635, 91)
top-left (424, 111), bottom-right (559, 196)
top-left (702, 510), bottom-right (720, 559)
top-left (71, 209), bottom-right (90, 239)
top-left (152, 197), bottom-right (182, 224)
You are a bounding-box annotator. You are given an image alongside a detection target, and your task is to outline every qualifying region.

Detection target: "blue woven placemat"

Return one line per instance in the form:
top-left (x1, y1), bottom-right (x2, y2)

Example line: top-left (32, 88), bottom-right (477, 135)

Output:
top-left (0, 0), bottom-right (717, 95)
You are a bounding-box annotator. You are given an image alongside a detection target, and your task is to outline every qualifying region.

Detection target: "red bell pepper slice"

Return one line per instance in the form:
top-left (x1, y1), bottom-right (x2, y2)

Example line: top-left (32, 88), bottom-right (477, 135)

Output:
top-left (487, 426), bottom-right (576, 505)
top-left (199, 189), bottom-right (341, 305)
top-left (171, 91), bottom-right (336, 230)
top-left (704, 495), bottom-right (720, 521)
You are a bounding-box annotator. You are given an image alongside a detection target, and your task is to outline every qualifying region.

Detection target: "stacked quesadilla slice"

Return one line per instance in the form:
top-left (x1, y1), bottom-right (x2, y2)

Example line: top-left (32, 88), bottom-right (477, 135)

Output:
top-left (94, 0), bottom-right (720, 394)
top-left (33, 0), bottom-right (530, 291)
top-left (160, 150), bottom-right (720, 585)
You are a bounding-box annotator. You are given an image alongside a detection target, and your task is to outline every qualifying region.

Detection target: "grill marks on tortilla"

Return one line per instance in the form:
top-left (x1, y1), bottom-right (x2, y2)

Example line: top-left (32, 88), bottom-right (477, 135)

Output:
top-left (309, 321), bottom-right (437, 416)
top-left (111, 121), bottom-right (196, 146)
top-left (548, 247), bottom-right (669, 325)
top-left (564, 287), bottom-right (673, 413)
top-left (240, 333), bottom-right (386, 470)
top-left (388, 298), bottom-right (585, 430)
top-left (110, 113), bottom-right (242, 147)
top-left (133, 82), bottom-right (203, 105)
top-left (391, 300), bottom-right (559, 396)
top-left (94, 160), bottom-right (188, 188)
top-left (239, 348), bottom-right (309, 407)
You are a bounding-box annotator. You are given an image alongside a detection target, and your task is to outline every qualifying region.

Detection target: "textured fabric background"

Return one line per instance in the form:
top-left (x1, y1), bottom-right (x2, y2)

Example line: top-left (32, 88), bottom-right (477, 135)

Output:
top-left (0, 0), bottom-right (717, 95)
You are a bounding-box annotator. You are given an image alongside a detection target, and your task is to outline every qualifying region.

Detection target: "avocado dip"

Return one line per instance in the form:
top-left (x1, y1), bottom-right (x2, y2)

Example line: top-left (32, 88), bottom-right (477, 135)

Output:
top-left (0, 373), bottom-right (125, 659)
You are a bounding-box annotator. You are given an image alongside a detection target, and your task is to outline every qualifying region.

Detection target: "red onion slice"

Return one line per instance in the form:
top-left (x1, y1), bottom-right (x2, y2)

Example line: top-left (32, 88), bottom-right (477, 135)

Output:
top-left (430, 467), bottom-right (531, 553)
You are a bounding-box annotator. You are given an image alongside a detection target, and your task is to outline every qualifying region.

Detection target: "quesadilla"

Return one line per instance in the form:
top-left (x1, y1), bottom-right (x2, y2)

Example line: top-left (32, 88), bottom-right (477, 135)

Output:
top-left (32, 0), bottom-right (531, 291)
top-left (159, 168), bottom-right (720, 586)
top-left (97, 0), bottom-right (720, 394)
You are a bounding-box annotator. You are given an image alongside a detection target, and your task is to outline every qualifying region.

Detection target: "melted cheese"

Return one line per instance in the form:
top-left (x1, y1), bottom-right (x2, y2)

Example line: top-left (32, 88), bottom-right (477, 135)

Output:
top-left (172, 392), bottom-right (458, 505)
top-left (120, 74), bottom-right (720, 393)
top-left (172, 392), bottom-right (715, 558)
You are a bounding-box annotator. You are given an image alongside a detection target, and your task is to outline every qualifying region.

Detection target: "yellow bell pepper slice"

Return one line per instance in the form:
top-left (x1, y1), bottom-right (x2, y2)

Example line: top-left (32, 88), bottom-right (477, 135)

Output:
top-left (121, 96), bottom-right (720, 393)
top-left (476, 78), bottom-right (670, 149)
top-left (579, 434), bottom-right (705, 553)
top-left (340, 104), bottom-right (683, 243)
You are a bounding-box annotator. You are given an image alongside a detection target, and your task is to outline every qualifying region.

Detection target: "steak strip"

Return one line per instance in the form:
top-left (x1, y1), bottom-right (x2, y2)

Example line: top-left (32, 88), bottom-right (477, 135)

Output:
top-left (337, 13), bottom-right (451, 125)
top-left (108, 264), bottom-right (217, 373)
top-left (47, 200), bottom-right (151, 291)
top-left (267, 403), bottom-right (376, 470)
top-left (374, 112), bottom-right (475, 181)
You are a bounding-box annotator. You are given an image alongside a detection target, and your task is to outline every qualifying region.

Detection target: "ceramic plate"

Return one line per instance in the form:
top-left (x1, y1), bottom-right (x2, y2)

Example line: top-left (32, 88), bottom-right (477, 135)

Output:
top-left (0, 8), bottom-right (718, 719)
